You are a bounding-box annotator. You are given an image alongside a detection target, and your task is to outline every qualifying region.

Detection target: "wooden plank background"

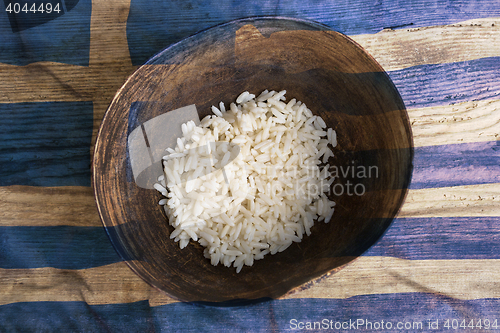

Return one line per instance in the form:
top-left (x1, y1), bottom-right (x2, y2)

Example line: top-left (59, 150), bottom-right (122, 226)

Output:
top-left (0, 0), bottom-right (499, 331)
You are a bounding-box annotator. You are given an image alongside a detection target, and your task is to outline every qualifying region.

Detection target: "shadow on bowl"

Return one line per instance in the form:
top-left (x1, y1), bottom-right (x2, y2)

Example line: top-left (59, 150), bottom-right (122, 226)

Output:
top-left (93, 17), bottom-right (413, 304)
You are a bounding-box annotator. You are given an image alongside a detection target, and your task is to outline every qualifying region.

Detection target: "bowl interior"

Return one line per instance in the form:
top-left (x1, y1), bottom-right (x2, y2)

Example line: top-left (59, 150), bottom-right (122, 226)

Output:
top-left (93, 17), bottom-right (413, 303)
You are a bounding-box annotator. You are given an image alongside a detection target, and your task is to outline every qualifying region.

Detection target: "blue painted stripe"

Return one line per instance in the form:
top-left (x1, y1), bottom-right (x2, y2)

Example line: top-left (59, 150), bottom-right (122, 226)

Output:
top-left (1, 216), bottom-right (499, 269)
top-left (126, 0), bottom-right (500, 65)
top-left (153, 294), bottom-right (500, 332)
top-left (366, 217), bottom-right (500, 260)
top-left (0, 301), bottom-right (154, 333)
top-left (389, 56), bottom-right (500, 109)
top-left (411, 140), bottom-right (500, 189)
top-left (2, 294), bottom-right (499, 332)
top-left (0, 226), bottom-right (121, 269)
top-left (0, 0), bottom-right (91, 66)
top-left (332, 140), bottom-right (500, 193)
top-left (0, 101), bottom-right (93, 186)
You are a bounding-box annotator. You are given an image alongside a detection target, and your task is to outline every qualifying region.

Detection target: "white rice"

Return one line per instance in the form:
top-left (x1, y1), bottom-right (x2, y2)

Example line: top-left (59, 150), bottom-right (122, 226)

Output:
top-left (156, 90), bottom-right (337, 273)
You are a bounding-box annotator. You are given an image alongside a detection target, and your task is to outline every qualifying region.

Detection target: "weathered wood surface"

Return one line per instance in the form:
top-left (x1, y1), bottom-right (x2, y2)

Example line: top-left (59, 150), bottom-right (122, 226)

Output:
top-left (0, 0), bottom-right (499, 329)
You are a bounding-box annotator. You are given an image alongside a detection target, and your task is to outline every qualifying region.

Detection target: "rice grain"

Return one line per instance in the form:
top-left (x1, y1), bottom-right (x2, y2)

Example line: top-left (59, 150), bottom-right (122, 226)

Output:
top-left (156, 90), bottom-right (337, 272)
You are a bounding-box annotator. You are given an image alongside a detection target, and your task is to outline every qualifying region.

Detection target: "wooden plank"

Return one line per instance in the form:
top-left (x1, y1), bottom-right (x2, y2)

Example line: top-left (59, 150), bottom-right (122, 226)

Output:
top-left (366, 216), bottom-right (500, 260)
top-left (3, 18), bottom-right (500, 104)
top-left (0, 300), bottom-right (155, 332)
top-left (398, 183), bottom-right (500, 217)
top-left (0, 225), bottom-right (121, 269)
top-left (1, 203), bottom-right (498, 269)
top-left (284, 257), bottom-right (500, 300)
top-left (0, 63), bottom-right (92, 103)
top-left (125, 0), bottom-right (500, 65)
top-left (409, 99), bottom-right (500, 147)
top-left (389, 56), bottom-right (500, 109)
top-left (2, 20), bottom-right (499, 164)
top-left (411, 141), bottom-right (500, 189)
top-left (151, 294), bottom-right (500, 330)
top-left (2, 257), bottom-right (499, 307)
top-left (0, 102), bottom-right (93, 187)
top-left (89, 0), bottom-right (133, 68)
top-left (0, 0), bottom-right (138, 162)
top-left (0, 262), bottom-right (174, 306)
top-left (2, 292), bottom-right (498, 330)
top-left (1, 182), bottom-right (498, 227)
top-left (89, 0), bottom-right (137, 159)
top-left (352, 17), bottom-right (500, 72)
top-left (0, 186), bottom-right (101, 227)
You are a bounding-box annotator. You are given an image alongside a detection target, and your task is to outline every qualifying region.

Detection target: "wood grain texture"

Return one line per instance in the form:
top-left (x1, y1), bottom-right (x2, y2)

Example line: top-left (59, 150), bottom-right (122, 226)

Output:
top-left (0, 101), bottom-right (93, 186)
top-left (398, 183), bottom-right (500, 217)
top-left (389, 56), bottom-right (500, 109)
top-left (151, 295), bottom-right (500, 331)
top-left (125, 0), bottom-right (500, 65)
top-left (0, 186), bottom-right (101, 227)
top-left (89, 0), bottom-right (137, 159)
top-left (89, 0), bottom-right (132, 68)
top-left (2, 17), bottom-right (499, 165)
top-left (0, 63), bottom-right (92, 103)
top-left (2, 257), bottom-right (499, 307)
top-left (0, 300), bottom-right (156, 332)
top-left (366, 216), bottom-right (500, 260)
top-left (0, 0), bottom-right (498, 319)
top-left (409, 99), bottom-right (500, 147)
top-left (352, 17), bottom-right (500, 71)
top-left (4, 17), bottom-right (499, 103)
top-left (411, 141), bottom-right (500, 189)
top-left (284, 257), bottom-right (500, 301)
top-left (88, 0), bottom-right (135, 107)
top-left (0, 262), bottom-right (172, 306)
top-left (2, 214), bottom-right (498, 270)
top-left (0, 225), bottom-right (121, 269)
top-left (2, 293), bottom-right (497, 331)
top-left (1, 184), bottom-right (499, 227)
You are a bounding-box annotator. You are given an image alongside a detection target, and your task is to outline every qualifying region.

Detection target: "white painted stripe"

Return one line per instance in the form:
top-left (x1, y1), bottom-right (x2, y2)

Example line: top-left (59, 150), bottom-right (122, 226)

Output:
top-left (2, 258), bottom-right (499, 307)
top-left (284, 256), bottom-right (500, 301)
top-left (409, 99), bottom-right (500, 147)
top-left (1, 184), bottom-right (498, 226)
top-left (398, 183), bottom-right (500, 218)
top-left (0, 262), bottom-right (176, 306)
top-left (351, 17), bottom-right (500, 71)
top-left (0, 186), bottom-right (102, 227)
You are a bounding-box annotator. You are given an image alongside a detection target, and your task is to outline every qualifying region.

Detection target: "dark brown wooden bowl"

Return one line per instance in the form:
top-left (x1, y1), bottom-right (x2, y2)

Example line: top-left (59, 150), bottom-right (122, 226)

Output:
top-left (92, 17), bottom-right (413, 304)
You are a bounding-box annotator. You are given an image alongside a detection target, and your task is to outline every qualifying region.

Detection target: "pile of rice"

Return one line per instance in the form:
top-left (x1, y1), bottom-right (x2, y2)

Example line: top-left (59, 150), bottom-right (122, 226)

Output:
top-left (155, 90), bottom-right (337, 273)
